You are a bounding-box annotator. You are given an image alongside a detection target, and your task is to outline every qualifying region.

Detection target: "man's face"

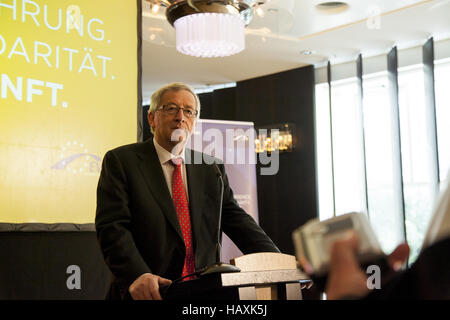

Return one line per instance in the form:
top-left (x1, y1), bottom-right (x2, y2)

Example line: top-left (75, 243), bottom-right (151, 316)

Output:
top-left (148, 89), bottom-right (197, 153)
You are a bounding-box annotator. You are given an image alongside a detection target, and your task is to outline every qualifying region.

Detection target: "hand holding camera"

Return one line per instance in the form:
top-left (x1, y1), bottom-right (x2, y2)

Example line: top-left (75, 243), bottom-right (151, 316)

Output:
top-left (292, 212), bottom-right (409, 298)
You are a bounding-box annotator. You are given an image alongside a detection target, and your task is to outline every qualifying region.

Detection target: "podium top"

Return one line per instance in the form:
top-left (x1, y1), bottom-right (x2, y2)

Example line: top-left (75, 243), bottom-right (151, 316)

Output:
top-left (220, 269), bottom-right (310, 287)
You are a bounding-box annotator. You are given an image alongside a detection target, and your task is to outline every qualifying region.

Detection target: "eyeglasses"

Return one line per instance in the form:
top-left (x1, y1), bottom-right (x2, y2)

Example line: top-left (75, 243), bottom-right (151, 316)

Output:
top-left (158, 104), bottom-right (198, 119)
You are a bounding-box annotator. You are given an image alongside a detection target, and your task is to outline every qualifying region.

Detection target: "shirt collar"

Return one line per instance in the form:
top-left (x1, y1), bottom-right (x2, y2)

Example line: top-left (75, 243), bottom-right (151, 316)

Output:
top-left (153, 137), bottom-right (185, 165)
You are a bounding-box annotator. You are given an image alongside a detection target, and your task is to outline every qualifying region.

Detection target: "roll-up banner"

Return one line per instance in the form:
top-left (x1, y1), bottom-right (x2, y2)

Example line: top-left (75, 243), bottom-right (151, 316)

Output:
top-left (188, 119), bottom-right (259, 262)
top-left (0, 0), bottom-right (141, 223)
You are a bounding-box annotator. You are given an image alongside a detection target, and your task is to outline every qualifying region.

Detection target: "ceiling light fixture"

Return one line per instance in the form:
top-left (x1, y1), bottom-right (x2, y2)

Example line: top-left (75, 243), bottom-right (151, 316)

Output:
top-left (315, 1), bottom-right (349, 14)
top-left (146, 0), bottom-right (269, 58)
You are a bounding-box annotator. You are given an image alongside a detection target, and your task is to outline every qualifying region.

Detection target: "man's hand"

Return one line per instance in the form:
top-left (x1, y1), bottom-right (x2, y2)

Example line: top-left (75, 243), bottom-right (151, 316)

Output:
top-left (325, 232), bottom-right (409, 300)
top-left (128, 273), bottom-right (172, 300)
top-left (325, 233), bottom-right (371, 299)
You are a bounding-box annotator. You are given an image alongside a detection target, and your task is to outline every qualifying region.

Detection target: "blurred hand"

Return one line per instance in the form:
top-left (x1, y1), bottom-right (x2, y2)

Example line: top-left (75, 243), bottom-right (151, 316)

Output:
top-left (296, 259), bottom-right (314, 289)
top-left (325, 232), bottom-right (409, 300)
top-left (387, 242), bottom-right (410, 271)
top-left (128, 273), bottom-right (172, 300)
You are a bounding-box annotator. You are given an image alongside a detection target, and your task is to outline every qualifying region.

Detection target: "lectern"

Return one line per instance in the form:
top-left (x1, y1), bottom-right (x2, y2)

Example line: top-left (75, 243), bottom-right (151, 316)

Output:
top-left (162, 252), bottom-right (311, 300)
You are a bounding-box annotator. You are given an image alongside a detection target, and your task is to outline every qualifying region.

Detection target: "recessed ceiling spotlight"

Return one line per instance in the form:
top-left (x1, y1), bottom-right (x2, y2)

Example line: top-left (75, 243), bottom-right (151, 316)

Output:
top-left (301, 50), bottom-right (316, 55)
top-left (151, 3), bottom-right (160, 13)
top-left (256, 7), bottom-right (265, 17)
top-left (315, 1), bottom-right (349, 14)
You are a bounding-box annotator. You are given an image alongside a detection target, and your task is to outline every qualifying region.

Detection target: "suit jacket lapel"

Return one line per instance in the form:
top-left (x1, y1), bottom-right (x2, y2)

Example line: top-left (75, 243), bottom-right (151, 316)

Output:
top-left (137, 139), bottom-right (184, 242)
top-left (185, 149), bottom-right (205, 255)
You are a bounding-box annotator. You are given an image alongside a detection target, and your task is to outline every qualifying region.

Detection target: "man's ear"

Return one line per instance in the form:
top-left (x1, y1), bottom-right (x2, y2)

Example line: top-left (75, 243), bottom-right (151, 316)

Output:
top-left (147, 111), bottom-right (155, 131)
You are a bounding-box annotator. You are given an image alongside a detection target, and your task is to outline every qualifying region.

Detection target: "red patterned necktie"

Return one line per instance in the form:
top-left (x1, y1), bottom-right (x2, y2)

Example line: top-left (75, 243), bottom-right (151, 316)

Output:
top-left (170, 158), bottom-right (196, 281)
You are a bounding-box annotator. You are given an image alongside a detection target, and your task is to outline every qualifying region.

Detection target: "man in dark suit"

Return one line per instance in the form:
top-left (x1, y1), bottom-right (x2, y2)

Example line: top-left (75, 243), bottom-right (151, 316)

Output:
top-left (95, 82), bottom-right (279, 300)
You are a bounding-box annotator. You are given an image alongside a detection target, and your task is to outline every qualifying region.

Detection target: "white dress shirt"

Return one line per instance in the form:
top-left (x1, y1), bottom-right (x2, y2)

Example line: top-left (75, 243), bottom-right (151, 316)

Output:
top-left (153, 137), bottom-right (189, 201)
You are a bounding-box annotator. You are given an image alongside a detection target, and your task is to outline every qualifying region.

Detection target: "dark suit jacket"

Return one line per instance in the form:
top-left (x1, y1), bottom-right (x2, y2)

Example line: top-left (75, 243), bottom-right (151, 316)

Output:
top-left (95, 139), bottom-right (279, 299)
top-left (365, 236), bottom-right (450, 299)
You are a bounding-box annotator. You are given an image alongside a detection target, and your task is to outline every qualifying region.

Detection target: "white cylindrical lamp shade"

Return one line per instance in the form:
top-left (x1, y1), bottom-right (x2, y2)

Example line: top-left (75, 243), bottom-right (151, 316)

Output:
top-left (174, 13), bottom-right (245, 58)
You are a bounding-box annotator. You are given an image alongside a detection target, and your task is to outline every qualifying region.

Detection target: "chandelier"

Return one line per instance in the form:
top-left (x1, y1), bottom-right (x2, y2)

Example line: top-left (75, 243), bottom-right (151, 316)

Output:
top-left (146, 0), bottom-right (269, 58)
top-left (255, 123), bottom-right (295, 154)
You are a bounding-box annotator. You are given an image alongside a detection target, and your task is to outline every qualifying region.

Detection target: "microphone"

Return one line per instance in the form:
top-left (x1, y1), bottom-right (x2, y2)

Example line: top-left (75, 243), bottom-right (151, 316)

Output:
top-left (198, 163), bottom-right (240, 276)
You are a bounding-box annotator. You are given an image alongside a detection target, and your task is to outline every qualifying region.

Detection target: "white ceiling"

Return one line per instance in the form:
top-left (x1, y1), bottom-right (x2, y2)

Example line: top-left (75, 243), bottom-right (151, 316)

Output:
top-left (141, 0), bottom-right (450, 101)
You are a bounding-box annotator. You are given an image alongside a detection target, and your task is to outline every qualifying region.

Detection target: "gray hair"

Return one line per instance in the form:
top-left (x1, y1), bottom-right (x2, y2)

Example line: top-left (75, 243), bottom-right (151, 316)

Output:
top-left (148, 82), bottom-right (201, 117)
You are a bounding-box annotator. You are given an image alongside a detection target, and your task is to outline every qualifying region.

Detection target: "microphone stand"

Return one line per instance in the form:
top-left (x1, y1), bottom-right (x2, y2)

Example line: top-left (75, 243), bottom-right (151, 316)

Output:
top-left (199, 164), bottom-right (240, 276)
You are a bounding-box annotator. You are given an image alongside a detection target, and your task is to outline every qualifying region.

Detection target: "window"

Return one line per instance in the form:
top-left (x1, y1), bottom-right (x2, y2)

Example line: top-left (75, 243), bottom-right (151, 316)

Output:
top-left (314, 44), bottom-right (450, 260)
top-left (330, 78), bottom-right (367, 216)
top-left (363, 72), bottom-right (405, 254)
top-left (315, 83), bottom-right (335, 221)
top-left (398, 66), bottom-right (436, 263)
top-left (435, 59), bottom-right (450, 187)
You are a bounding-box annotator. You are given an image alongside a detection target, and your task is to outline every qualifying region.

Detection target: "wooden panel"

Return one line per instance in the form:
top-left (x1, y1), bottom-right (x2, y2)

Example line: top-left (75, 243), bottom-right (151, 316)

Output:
top-left (230, 252), bottom-right (297, 272)
top-left (255, 285), bottom-right (277, 300)
top-left (198, 87), bottom-right (236, 120)
top-left (286, 283), bottom-right (302, 300)
top-left (0, 232), bottom-right (111, 299)
top-left (236, 66), bottom-right (318, 255)
top-left (219, 269), bottom-right (309, 287)
top-left (229, 251), bottom-right (305, 300)
top-left (198, 92), bottom-right (214, 119)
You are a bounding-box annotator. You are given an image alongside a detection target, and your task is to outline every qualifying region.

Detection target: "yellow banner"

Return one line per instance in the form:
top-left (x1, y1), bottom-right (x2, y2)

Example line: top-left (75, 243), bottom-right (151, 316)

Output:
top-left (0, 0), bottom-right (139, 223)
